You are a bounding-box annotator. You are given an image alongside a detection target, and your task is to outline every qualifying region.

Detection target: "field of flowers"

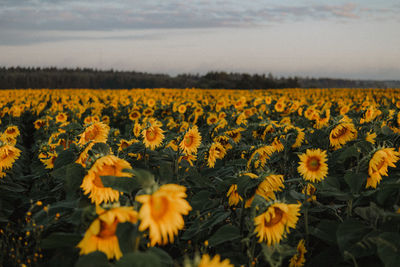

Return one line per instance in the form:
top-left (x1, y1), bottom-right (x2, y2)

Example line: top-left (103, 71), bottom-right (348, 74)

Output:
top-left (1, 88), bottom-right (400, 267)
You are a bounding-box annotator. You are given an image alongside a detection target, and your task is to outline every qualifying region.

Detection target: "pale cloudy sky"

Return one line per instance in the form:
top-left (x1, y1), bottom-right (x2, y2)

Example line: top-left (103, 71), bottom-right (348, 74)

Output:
top-left (0, 0), bottom-right (399, 79)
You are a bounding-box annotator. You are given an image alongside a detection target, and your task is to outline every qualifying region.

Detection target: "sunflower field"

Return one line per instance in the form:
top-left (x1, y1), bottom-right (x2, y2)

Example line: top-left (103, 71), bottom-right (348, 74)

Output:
top-left (1, 88), bottom-right (400, 267)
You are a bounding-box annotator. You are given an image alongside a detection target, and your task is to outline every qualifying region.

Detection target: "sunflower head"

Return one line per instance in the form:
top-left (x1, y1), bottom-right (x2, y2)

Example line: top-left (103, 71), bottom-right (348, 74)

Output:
top-left (198, 254), bottom-right (234, 267)
top-left (142, 125), bottom-right (165, 150)
top-left (78, 122), bottom-right (110, 146)
top-left (81, 155), bottom-right (132, 205)
top-left (0, 144), bottom-right (21, 174)
top-left (226, 184), bottom-right (242, 206)
top-left (55, 112), bottom-right (68, 123)
top-left (298, 149), bottom-right (328, 182)
top-left (136, 184), bottom-right (192, 246)
top-left (329, 122), bottom-right (357, 149)
top-left (77, 206), bottom-right (138, 260)
top-left (254, 202), bottom-right (301, 246)
top-left (366, 148), bottom-right (400, 188)
top-left (180, 126), bottom-right (202, 156)
top-left (207, 142), bottom-right (226, 168)
top-left (34, 119), bottom-right (47, 130)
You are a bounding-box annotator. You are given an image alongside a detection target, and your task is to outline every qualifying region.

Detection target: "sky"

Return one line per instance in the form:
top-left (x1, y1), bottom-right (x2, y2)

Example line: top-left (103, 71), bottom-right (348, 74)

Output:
top-left (0, 0), bottom-right (399, 80)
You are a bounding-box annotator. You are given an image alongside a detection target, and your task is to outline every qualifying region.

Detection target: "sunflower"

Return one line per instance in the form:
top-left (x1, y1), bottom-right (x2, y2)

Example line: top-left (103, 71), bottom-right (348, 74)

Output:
top-left (271, 137), bottom-right (284, 152)
top-left (302, 184), bottom-right (316, 202)
top-left (3, 126), bottom-right (20, 139)
top-left (289, 239), bottom-right (307, 267)
top-left (245, 175), bottom-right (284, 208)
top-left (247, 145), bottom-right (275, 169)
top-left (129, 110), bottom-right (141, 121)
top-left (143, 108), bottom-right (154, 117)
top-left (254, 202), bottom-right (301, 246)
top-left (0, 144), bottom-right (21, 175)
top-left (366, 148), bottom-right (400, 188)
top-left (77, 206), bottom-right (138, 260)
top-left (274, 101), bottom-right (285, 112)
top-left (81, 155), bottom-right (132, 205)
top-left (207, 142), bottom-right (226, 168)
top-left (136, 184), bottom-right (192, 246)
top-left (142, 125), bottom-right (165, 150)
top-left (329, 122), bottom-right (357, 149)
top-left (298, 149), bottom-right (328, 182)
top-left (179, 126), bottom-right (201, 155)
top-left (178, 154), bottom-right (197, 167)
top-left (55, 112), bottom-right (68, 123)
top-left (198, 254), bottom-right (234, 267)
top-left (213, 135), bottom-right (232, 151)
top-left (147, 98), bottom-right (156, 107)
top-left (365, 131), bottom-right (377, 144)
top-left (118, 139), bottom-right (138, 152)
top-left (34, 119), bottom-right (46, 130)
top-left (178, 104), bottom-right (187, 114)
top-left (224, 128), bottom-right (244, 143)
top-left (166, 140), bottom-right (178, 151)
top-left (78, 122), bottom-right (110, 146)
top-left (39, 152), bottom-right (57, 169)
top-left (226, 184), bottom-right (242, 206)
top-left (207, 113), bottom-right (218, 125)
top-left (76, 143), bottom-right (95, 168)
top-left (133, 122), bottom-right (142, 137)
top-left (101, 115), bottom-right (110, 125)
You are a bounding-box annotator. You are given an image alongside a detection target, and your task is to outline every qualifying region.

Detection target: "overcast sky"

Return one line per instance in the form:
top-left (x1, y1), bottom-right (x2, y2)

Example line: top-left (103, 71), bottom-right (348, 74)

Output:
top-left (0, 0), bottom-right (399, 79)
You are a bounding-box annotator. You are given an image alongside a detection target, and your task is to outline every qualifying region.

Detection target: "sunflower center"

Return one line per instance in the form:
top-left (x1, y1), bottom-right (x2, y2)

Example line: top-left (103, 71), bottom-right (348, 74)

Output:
top-left (146, 129), bottom-right (156, 141)
top-left (6, 129), bottom-right (16, 134)
top-left (306, 157), bottom-right (320, 171)
top-left (85, 128), bottom-right (99, 141)
top-left (184, 135), bottom-right (193, 146)
top-left (121, 141), bottom-right (129, 149)
top-left (150, 195), bottom-right (169, 220)
top-left (332, 127), bottom-right (348, 139)
top-left (98, 219), bottom-right (119, 238)
top-left (264, 207), bottom-right (283, 227)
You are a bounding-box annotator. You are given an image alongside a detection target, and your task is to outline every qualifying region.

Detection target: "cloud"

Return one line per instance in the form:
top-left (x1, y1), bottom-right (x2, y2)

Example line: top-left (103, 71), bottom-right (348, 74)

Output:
top-left (0, 0), bottom-right (398, 45)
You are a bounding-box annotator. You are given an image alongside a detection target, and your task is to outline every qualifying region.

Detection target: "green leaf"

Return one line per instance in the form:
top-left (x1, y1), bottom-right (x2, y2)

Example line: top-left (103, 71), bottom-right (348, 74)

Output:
top-left (147, 248), bottom-right (173, 267)
top-left (377, 232), bottom-right (400, 267)
top-left (208, 224), bottom-right (241, 247)
top-left (336, 219), bottom-right (370, 254)
top-left (115, 251), bottom-right (161, 267)
top-left (237, 174), bottom-right (259, 198)
top-left (40, 232), bottom-right (82, 249)
top-left (100, 175), bottom-right (140, 194)
top-left (190, 190), bottom-right (212, 211)
top-left (116, 222), bottom-right (138, 254)
top-left (125, 168), bottom-right (156, 189)
top-left (337, 146), bottom-right (359, 163)
top-left (75, 251), bottom-right (110, 267)
top-left (201, 210), bottom-right (231, 231)
top-left (344, 172), bottom-right (365, 194)
top-left (310, 220), bottom-right (339, 245)
top-left (54, 149), bottom-right (76, 169)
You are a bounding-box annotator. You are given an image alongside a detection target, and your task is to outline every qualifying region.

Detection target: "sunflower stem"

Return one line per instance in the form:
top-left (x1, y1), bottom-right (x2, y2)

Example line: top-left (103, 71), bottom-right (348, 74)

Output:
top-left (347, 199), bottom-right (353, 218)
top-left (143, 147), bottom-right (147, 168)
top-left (175, 149), bottom-right (180, 181)
top-left (303, 184), bottom-right (310, 245)
top-left (247, 236), bottom-right (257, 267)
top-left (134, 236), bottom-right (141, 251)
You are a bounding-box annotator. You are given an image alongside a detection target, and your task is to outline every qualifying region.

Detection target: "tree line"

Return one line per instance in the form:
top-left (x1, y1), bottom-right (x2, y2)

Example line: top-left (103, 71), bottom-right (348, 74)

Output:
top-left (0, 67), bottom-right (299, 89)
top-left (1, 67), bottom-right (397, 89)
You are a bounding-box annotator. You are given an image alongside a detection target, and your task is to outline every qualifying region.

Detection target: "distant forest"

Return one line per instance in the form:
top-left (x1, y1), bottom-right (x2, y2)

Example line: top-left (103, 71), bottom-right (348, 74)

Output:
top-left (0, 67), bottom-right (398, 89)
